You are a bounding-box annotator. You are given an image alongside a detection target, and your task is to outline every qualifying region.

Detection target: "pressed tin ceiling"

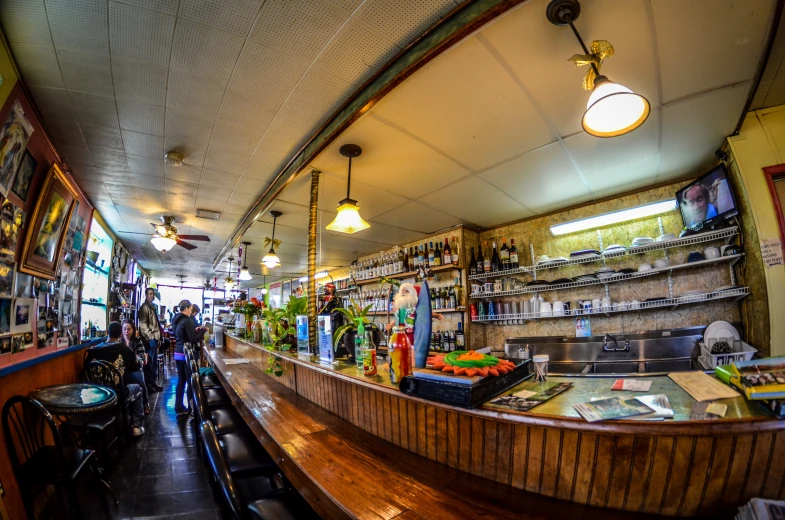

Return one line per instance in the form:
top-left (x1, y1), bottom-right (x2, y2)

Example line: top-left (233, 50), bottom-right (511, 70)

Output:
top-left (1, 0), bottom-right (778, 286)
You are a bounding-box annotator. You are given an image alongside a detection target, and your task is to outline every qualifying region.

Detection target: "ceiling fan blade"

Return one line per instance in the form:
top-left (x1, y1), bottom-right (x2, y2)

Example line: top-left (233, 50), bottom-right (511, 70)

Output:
top-left (176, 239), bottom-right (197, 251)
top-left (119, 231), bottom-right (156, 236)
top-left (176, 234), bottom-right (210, 241)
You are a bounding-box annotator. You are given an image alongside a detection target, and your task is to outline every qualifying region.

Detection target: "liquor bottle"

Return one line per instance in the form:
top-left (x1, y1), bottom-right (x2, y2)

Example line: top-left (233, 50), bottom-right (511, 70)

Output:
top-left (442, 239), bottom-right (452, 265)
top-left (441, 286), bottom-right (449, 309)
top-left (389, 326), bottom-right (411, 384)
top-left (500, 237), bottom-right (510, 271)
top-left (431, 288), bottom-right (441, 309)
top-left (428, 242), bottom-right (435, 266)
top-left (433, 241), bottom-right (442, 267)
top-left (403, 247), bottom-right (410, 272)
top-left (361, 329), bottom-right (377, 376)
top-left (455, 322), bottom-right (465, 349)
top-left (442, 332), bottom-right (450, 353)
top-left (433, 331), bottom-right (441, 352)
top-left (509, 239), bottom-right (519, 269)
top-left (469, 247), bottom-right (477, 275)
top-left (397, 247), bottom-right (404, 273)
top-left (448, 284), bottom-right (457, 309)
top-left (491, 242), bottom-right (501, 272)
top-left (451, 236), bottom-right (459, 265)
top-left (453, 277), bottom-right (462, 307)
top-left (480, 242), bottom-right (488, 272)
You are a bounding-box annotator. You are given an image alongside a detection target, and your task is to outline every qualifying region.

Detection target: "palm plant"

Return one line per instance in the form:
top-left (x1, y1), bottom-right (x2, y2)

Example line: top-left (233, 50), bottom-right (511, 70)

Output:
top-left (332, 299), bottom-right (373, 350)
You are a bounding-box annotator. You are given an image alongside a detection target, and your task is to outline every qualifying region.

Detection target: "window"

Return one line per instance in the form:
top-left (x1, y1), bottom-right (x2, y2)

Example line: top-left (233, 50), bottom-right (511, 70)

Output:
top-left (81, 218), bottom-right (112, 335)
top-left (763, 164), bottom-right (785, 252)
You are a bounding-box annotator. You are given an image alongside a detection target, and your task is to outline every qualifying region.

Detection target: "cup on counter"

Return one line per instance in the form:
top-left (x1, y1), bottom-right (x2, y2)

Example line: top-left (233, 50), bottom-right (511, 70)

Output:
top-left (522, 299), bottom-right (531, 317)
top-left (533, 355), bottom-right (549, 383)
top-left (553, 301), bottom-right (566, 316)
top-left (540, 301), bottom-right (553, 317)
top-left (471, 284), bottom-right (482, 295)
top-left (601, 296), bottom-right (612, 311)
top-left (592, 298), bottom-right (601, 311)
top-left (572, 300), bottom-right (582, 315)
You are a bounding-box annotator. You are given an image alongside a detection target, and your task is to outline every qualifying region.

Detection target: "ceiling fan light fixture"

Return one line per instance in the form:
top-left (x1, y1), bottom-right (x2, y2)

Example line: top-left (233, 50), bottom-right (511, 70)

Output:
top-left (582, 75), bottom-right (650, 137)
top-left (151, 235), bottom-right (177, 253)
top-left (326, 198), bottom-right (370, 234)
top-left (164, 151), bottom-right (184, 166)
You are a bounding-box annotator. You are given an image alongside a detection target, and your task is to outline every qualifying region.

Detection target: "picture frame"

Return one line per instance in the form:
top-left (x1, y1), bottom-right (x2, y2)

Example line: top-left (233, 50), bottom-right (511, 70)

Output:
top-left (19, 163), bottom-right (78, 280)
top-left (0, 298), bottom-right (11, 335)
top-left (0, 101), bottom-right (34, 197)
top-left (0, 263), bottom-right (13, 297)
top-left (0, 336), bottom-right (10, 354)
top-left (11, 298), bottom-right (33, 334)
top-left (14, 271), bottom-right (32, 298)
top-left (11, 150), bottom-right (37, 203)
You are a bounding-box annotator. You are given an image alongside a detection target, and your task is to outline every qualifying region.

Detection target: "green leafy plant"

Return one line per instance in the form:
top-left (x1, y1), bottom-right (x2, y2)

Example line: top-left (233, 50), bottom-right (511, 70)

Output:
top-left (332, 299), bottom-right (373, 350)
top-left (264, 352), bottom-right (283, 377)
top-left (263, 296), bottom-right (307, 351)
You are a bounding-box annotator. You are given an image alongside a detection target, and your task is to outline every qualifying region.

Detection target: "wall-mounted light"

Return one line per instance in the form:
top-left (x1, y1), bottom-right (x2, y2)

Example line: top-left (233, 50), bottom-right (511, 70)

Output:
top-left (151, 235), bottom-right (177, 253)
top-left (239, 241), bottom-right (252, 280)
top-left (326, 144), bottom-right (370, 234)
top-left (550, 199), bottom-right (677, 236)
top-left (547, 0), bottom-right (650, 137)
top-left (262, 211), bottom-right (282, 269)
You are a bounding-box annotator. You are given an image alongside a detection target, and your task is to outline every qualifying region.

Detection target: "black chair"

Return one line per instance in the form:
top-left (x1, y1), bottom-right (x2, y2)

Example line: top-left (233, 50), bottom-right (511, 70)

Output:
top-left (191, 373), bottom-right (248, 438)
top-left (190, 374), bottom-right (278, 480)
top-left (186, 346), bottom-right (222, 388)
top-left (189, 359), bottom-right (231, 408)
top-left (200, 421), bottom-right (317, 520)
top-left (2, 395), bottom-right (116, 520)
top-left (82, 359), bottom-right (138, 441)
top-left (77, 361), bottom-right (122, 465)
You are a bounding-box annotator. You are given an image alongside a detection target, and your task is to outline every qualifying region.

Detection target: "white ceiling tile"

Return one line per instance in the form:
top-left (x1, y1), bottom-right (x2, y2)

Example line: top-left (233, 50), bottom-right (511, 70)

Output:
top-left (249, 0), bottom-right (349, 63)
top-left (242, 146), bottom-right (290, 182)
top-left (60, 145), bottom-right (94, 166)
top-left (69, 163), bottom-right (100, 181)
top-left (70, 92), bottom-right (119, 127)
top-left (653, 0), bottom-right (773, 103)
top-left (223, 202), bottom-right (250, 216)
top-left (197, 185), bottom-right (233, 203)
top-left (228, 41), bottom-right (307, 100)
top-left (372, 36), bottom-right (555, 171)
top-left (122, 130), bottom-right (164, 158)
top-left (199, 169), bottom-right (240, 189)
top-left (203, 148), bottom-right (249, 175)
top-left (8, 42), bottom-right (65, 88)
top-left (27, 86), bottom-right (75, 120)
top-left (133, 175), bottom-right (166, 191)
top-left (371, 201), bottom-right (462, 233)
top-left (228, 190), bottom-right (258, 205)
top-left (179, 0), bottom-right (263, 35)
top-left (208, 114), bottom-right (270, 156)
top-left (78, 179), bottom-right (107, 195)
top-left (763, 76), bottom-right (785, 108)
top-left (117, 100), bottom-right (165, 135)
top-left (57, 49), bottom-right (113, 96)
top-left (81, 124), bottom-right (124, 152)
top-left (118, 0), bottom-right (178, 15)
top-left (659, 86), bottom-right (750, 181)
top-left (170, 19), bottom-right (244, 78)
top-left (45, 0), bottom-right (109, 54)
top-left (43, 118), bottom-right (87, 147)
top-left (91, 148), bottom-right (129, 171)
top-left (356, 0), bottom-right (454, 48)
top-left (127, 154), bottom-right (165, 177)
top-left (237, 176), bottom-right (268, 193)
top-left (314, 18), bottom-right (400, 86)
top-left (287, 67), bottom-right (352, 117)
top-left (0, 0), bottom-right (52, 46)
top-left (165, 108), bottom-right (214, 143)
top-left (310, 114), bottom-right (471, 198)
top-left (479, 142), bottom-right (592, 214)
top-left (336, 221), bottom-right (426, 245)
top-left (165, 164), bottom-right (202, 183)
top-left (109, 2), bottom-right (175, 67)
top-left (111, 56), bottom-right (168, 106)
top-left (419, 176), bottom-right (532, 228)
top-left (166, 70), bottom-right (226, 118)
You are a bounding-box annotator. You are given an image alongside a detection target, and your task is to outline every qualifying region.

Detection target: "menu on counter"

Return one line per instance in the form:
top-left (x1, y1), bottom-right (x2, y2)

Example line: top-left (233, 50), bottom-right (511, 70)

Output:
top-left (668, 371), bottom-right (740, 401)
top-left (489, 382), bottom-right (573, 412)
top-left (574, 397), bottom-right (654, 422)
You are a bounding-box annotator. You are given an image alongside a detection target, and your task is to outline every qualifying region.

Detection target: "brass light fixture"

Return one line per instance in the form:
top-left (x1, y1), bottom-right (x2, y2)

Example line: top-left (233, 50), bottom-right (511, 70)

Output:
top-left (262, 211), bottom-right (282, 269)
top-left (547, 0), bottom-right (650, 137)
top-left (224, 256), bottom-right (237, 290)
top-left (326, 144), bottom-right (370, 234)
top-left (239, 241), bottom-right (252, 281)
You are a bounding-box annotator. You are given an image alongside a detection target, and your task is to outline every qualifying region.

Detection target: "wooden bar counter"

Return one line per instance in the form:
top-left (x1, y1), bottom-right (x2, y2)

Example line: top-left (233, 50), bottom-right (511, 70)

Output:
top-left (207, 333), bottom-right (785, 518)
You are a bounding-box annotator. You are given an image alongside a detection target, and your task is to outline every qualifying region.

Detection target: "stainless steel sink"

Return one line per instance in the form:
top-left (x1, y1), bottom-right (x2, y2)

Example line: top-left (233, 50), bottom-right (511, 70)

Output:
top-left (504, 326), bottom-right (715, 376)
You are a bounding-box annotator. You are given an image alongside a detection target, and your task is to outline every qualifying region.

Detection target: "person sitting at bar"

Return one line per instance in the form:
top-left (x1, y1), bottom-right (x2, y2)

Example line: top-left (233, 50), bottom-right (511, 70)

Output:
top-left (85, 321), bottom-right (146, 436)
top-left (173, 300), bottom-right (198, 416)
top-left (120, 319), bottom-right (150, 415)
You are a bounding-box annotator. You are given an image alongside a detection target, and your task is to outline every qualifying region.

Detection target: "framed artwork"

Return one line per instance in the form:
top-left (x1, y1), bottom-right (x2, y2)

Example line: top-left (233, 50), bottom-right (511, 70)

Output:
top-left (0, 101), bottom-right (34, 197)
top-left (0, 263), bottom-right (13, 297)
top-left (0, 298), bottom-right (10, 334)
top-left (14, 271), bottom-right (32, 298)
top-left (11, 334), bottom-right (24, 353)
top-left (0, 336), bottom-right (10, 354)
top-left (11, 298), bottom-right (33, 334)
top-left (20, 164), bottom-right (78, 280)
top-left (11, 150), bottom-right (37, 203)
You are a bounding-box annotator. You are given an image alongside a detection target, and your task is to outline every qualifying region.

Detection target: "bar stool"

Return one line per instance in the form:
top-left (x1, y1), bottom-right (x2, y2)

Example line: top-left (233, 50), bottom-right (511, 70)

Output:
top-left (186, 347), bottom-right (221, 388)
top-left (200, 421), bottom-right (318, 520)
top-left (156, 353), bottom-right (165, 387)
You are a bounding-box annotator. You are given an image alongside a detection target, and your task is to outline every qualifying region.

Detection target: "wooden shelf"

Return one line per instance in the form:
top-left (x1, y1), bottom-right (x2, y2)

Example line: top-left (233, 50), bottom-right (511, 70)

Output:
top-left (355, 264), bottom-right (462, 286)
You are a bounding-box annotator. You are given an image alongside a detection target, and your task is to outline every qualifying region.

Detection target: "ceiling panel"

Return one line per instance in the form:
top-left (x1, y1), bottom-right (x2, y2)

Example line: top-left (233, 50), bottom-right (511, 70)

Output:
top-left (370, 201), bottom-right (461, 234)
top-left (112, 57), bottom-right (168, 106)
top-left (7, 42), bottom-right (65, 89)
top-left (27, 86), bottom-right (75, 120)
top-left (170, 20), bottom-right (245, 78)
top-left (179, 0), bottom-right (263, 35)
top-left (117, 100), bottom-right (165, 136)
top-left (127, 154), bottom-right (165, 177)
top-left (70, 92), bottom-right (119, 128)
top-left (81, 124), bottom-right (124, 152)
top-left (44, 118), bottom-right (87, 148)
top-left (0, 0), bottom-right (52, 46)
top-left (57, 49), bottom-right (114, 96)
top-left (122, 130), bottom-right (164, 158)
top-left (45, 0), bottom-right (109, 54)
top-left (108, 1), bottom-right (175, 67)
top-left (372, 36), bottom-right (556, 171)
top-left (356, 0), bottom-right (456, 49)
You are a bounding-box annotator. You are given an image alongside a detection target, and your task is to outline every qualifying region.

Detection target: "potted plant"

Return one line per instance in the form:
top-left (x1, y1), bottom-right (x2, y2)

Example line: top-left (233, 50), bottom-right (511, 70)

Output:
top-left (263, 296), bottom-right (307, 351)
top-left (332, 300), bottom-right (374, 361)
top-left (231, 297), bottom-right (265, 338)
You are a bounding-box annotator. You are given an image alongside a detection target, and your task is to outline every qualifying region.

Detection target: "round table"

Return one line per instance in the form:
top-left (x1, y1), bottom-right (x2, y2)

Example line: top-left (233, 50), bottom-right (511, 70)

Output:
top-left (30, 383), bottom-right (117, 415)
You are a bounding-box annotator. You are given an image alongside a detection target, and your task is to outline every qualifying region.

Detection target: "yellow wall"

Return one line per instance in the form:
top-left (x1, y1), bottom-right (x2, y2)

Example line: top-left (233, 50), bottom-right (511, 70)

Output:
top-left (728, 106), bottom-right (785, 356)
top-left (0, 33), bottom-right (19, 108)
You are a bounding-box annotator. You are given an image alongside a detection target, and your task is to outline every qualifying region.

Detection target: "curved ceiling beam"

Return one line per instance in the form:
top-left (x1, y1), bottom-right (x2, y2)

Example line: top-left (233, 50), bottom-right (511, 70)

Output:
top-left (212, 0), bottom-right (527, 270)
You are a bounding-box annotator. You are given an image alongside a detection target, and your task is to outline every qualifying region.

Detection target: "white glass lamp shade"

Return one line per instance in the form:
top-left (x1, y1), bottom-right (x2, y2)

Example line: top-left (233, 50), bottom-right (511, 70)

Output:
top-left (326, 198), bottom-right (370, 234)
top-left (225, 278), bottom-right (236, 290)
top-left (582, 76), bottom-right (650, 138)
top-left (239, 266), bottom-right (252, 281)
top-left (262, 249), bottom-right (280, 269)
top-left (151, 236), bottom-right (177, 252)
top-left (261, 287), bottom-right (268, 295)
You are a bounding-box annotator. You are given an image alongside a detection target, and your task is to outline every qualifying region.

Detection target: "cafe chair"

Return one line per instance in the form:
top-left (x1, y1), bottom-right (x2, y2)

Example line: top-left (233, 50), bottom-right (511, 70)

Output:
top-left (186, 346), bottom-right (222, 388)
top-left (2, 395), bottom-right (117, 520)
top-left (75, 361), bottom-right (123, 467)
top-left (200, 421), bottom-right (318, 520)
top-left (191, 373), bottom-right (249, 439)
top-left (82, 360), bottom-right (137, 442)
top-left (188, 358), bottom-right (231, 408)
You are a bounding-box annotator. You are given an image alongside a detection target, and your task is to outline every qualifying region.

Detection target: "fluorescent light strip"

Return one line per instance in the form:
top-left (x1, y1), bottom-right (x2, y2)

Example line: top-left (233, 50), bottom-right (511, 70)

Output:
top-left (550, 199), bottom-right (678, 236)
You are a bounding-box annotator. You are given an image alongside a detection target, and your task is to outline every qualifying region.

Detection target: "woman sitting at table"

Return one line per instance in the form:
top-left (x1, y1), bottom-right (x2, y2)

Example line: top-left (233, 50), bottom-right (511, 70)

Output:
top-left (121, 319), bottom-right (151, 415)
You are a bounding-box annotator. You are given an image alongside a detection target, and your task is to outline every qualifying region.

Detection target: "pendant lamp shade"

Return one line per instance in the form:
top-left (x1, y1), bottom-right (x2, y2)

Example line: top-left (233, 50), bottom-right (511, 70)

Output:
top-left (262, 251), bottom-right (280, 269)
top-left (326, 144), bottom-right (369, 234)
top-left (582, 76), bottom-right (650, 137)
top-left (151, 236), bottom-right (177, 252)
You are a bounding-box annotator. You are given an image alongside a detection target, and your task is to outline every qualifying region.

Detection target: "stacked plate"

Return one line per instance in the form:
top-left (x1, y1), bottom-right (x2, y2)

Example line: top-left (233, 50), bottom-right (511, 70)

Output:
top-left (595, 267), bottom-right (615, 280)
top-left (551, 278), bottom-right (574, 285)
top-left (631, 237), bottom-right (654, 247)
top-left (570, 249), bottom-right (600, 259)
top-left (574, 274), bottom-right (596, 283)
top-left (602, 244), bottom-right (627, 255)
top-left (538, 256), bottom-right (569, 266)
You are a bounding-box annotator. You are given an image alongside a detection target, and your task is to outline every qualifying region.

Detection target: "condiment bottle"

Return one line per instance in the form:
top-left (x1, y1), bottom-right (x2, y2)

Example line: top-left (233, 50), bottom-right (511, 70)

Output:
top-left (388, 325), bottom-right (412, 384)
top-left (361, 328), bottom-right (377, 376)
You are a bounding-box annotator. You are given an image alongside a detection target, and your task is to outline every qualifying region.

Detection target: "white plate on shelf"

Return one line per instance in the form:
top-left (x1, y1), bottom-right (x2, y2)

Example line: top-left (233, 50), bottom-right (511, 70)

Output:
top-left (704, 320), bottom-right (740, 345)
top-left (713, 285), bottom-right (738, 292)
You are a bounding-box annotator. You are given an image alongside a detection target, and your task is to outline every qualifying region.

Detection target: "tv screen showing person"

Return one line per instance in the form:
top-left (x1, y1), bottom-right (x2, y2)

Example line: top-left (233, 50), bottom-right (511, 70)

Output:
top-left (676, 165), bottom-right (737, 229)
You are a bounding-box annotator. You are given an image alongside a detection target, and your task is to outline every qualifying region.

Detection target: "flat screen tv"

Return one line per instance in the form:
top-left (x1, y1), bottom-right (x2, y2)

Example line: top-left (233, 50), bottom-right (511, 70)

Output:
top-left (676, 164), bottom-right (739, 231)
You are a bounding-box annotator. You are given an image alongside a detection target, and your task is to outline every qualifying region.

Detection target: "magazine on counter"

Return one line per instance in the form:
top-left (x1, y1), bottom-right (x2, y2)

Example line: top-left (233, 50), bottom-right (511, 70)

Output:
top-left (590, 394), bottom-right (674, 421)
top-left (730, 357), bottom-right (785, 400)
top-left (489, 382), bottom-right (573, 412)
top-left (574, 397), bottom-right (654, 422)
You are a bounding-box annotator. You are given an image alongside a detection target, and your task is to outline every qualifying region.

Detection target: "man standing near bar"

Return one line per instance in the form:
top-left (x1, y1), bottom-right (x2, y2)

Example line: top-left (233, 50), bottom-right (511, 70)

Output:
top-left (139, 287), bottom-right (163, 392)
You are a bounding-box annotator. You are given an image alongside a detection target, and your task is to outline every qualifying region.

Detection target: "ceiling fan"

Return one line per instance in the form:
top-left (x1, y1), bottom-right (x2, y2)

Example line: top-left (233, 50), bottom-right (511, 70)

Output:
top-left (119, 216), bottom-right (210, 252)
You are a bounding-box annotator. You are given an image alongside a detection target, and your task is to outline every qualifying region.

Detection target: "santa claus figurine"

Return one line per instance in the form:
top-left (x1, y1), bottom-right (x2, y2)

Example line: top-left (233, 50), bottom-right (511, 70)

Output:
top-left (391, 281), bottom-right (444, 368)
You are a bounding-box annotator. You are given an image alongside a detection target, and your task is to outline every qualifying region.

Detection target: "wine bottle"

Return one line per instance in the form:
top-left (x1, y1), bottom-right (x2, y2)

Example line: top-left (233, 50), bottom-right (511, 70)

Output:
top-left (500, 237), bottom-right (510, 271)
top-left (491, 242), bottom-right (501, 272)
top-left (448, 284), bottom-right (456, 309)
top-left (478, 243), bottom-right (487, 273)
top-left (509, 239), bottom-right (519, 269)
top-left (433, 241), bottom-right (442, 267)
top-left (428, 242), bottom-right (436, 266)
top-left (469, 246), bottom-right (477, 275)
top-left (419, 245), bottom-right (426, 268)
top-left (451, 236), bottom-right (459, 265)
top-left (442, 239), bottom-right (452, 265)
top-left (455, 322), bottom-right (465, 349)
top-left (454, 276), bottom-right (462, 306)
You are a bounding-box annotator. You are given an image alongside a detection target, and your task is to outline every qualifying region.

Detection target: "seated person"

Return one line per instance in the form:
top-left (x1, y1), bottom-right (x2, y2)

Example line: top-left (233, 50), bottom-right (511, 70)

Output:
top-left (120, 319), bottom-right (151, 415)
top-left (85, 321), bottom-right (146, 436)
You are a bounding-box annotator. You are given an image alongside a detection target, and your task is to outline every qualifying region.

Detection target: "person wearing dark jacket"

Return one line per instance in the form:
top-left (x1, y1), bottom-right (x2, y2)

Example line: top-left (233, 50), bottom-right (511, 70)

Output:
top-left (173, 300), bottom-right (197, 415)
top-left (85, 321), bottom-right (146, 436)
top-left (121, 319), bottom-right (150, 414)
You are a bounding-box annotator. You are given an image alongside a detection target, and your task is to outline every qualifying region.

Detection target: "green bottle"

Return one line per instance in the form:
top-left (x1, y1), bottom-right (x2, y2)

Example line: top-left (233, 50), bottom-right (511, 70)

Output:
top-left (355, 319), bottom-right (365, 370)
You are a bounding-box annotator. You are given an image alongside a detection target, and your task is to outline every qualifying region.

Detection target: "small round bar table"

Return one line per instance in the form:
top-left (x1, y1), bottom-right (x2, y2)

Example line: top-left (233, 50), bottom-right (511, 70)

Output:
top-left (30, 383), bottom-right (117, 415)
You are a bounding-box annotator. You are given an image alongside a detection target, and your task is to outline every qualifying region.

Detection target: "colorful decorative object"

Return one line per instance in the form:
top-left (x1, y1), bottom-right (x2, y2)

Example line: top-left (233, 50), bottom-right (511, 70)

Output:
top-left (20, 164), bottom-right (78, 279)
top-left (0, 101), bottom-right (34, 197)
top-left (426, 351), bottom-right (516, 377)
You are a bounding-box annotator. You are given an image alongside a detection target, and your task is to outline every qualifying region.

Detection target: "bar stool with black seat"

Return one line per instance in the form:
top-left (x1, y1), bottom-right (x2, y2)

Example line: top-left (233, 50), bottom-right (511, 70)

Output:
top-left (185, 346), bottom-right (222, 388)
top-left (201, 421), bottom-right (319, 520)
top-left (2, 395), bottom-right (116, 520)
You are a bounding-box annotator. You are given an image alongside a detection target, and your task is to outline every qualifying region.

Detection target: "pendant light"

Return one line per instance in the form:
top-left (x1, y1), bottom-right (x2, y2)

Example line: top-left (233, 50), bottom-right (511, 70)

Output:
top-left (260, 276), bottom-right (268, 295)
top-left (151, 235), bottom-right (177, 253)
top-left (224, 256), bottom-right (237, 290)
top-left (326, 144), bottom-right (370, 234)
top-left (239, 241), bottom-right (252, 280)
top-left (262, 211), bottom-right (282, 269)
top-left (547, 0), bottom-right (650, 137)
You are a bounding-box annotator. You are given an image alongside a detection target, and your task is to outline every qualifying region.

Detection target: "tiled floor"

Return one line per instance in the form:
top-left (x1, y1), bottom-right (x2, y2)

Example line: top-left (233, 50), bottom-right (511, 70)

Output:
top-left (83, 361), bottom-right (221, 520)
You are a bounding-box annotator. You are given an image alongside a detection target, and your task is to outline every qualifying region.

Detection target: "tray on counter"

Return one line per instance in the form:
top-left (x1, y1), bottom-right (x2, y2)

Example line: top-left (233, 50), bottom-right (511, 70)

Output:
top-left (399, 359), bottom-right (532, 409)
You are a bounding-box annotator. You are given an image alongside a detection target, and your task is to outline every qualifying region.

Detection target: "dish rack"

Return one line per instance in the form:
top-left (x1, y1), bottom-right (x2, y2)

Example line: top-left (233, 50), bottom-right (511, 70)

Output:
top-left (698, 340), bottom-right (757, 369)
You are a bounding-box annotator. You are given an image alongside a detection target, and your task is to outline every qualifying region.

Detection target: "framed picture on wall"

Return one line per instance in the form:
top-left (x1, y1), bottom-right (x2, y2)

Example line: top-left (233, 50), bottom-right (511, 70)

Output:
top-left (11, 150), bottom-right (37, 203)
top-left (19, 164), bottom-right (78, 280)
top-left (11, 297), bottom-right (33, 334)
top-left (0, 101), bottom-right (34, 197)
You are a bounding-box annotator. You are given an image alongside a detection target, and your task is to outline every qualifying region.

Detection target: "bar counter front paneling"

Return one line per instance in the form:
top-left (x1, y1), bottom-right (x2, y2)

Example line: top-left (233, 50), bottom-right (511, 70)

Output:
top-left (215, 333), bottom-right (785, 519)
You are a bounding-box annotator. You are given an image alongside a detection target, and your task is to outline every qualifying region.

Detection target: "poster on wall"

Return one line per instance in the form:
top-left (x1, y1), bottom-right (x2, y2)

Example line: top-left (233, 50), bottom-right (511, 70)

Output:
top-left (0, 101), bottom-right (34, 197)
top-left (11, 298), bottom-right (33, 334)
top-left (0, 263), bottom-right (13, 297)
top-left (11, 150), bottom-right (37, 203)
